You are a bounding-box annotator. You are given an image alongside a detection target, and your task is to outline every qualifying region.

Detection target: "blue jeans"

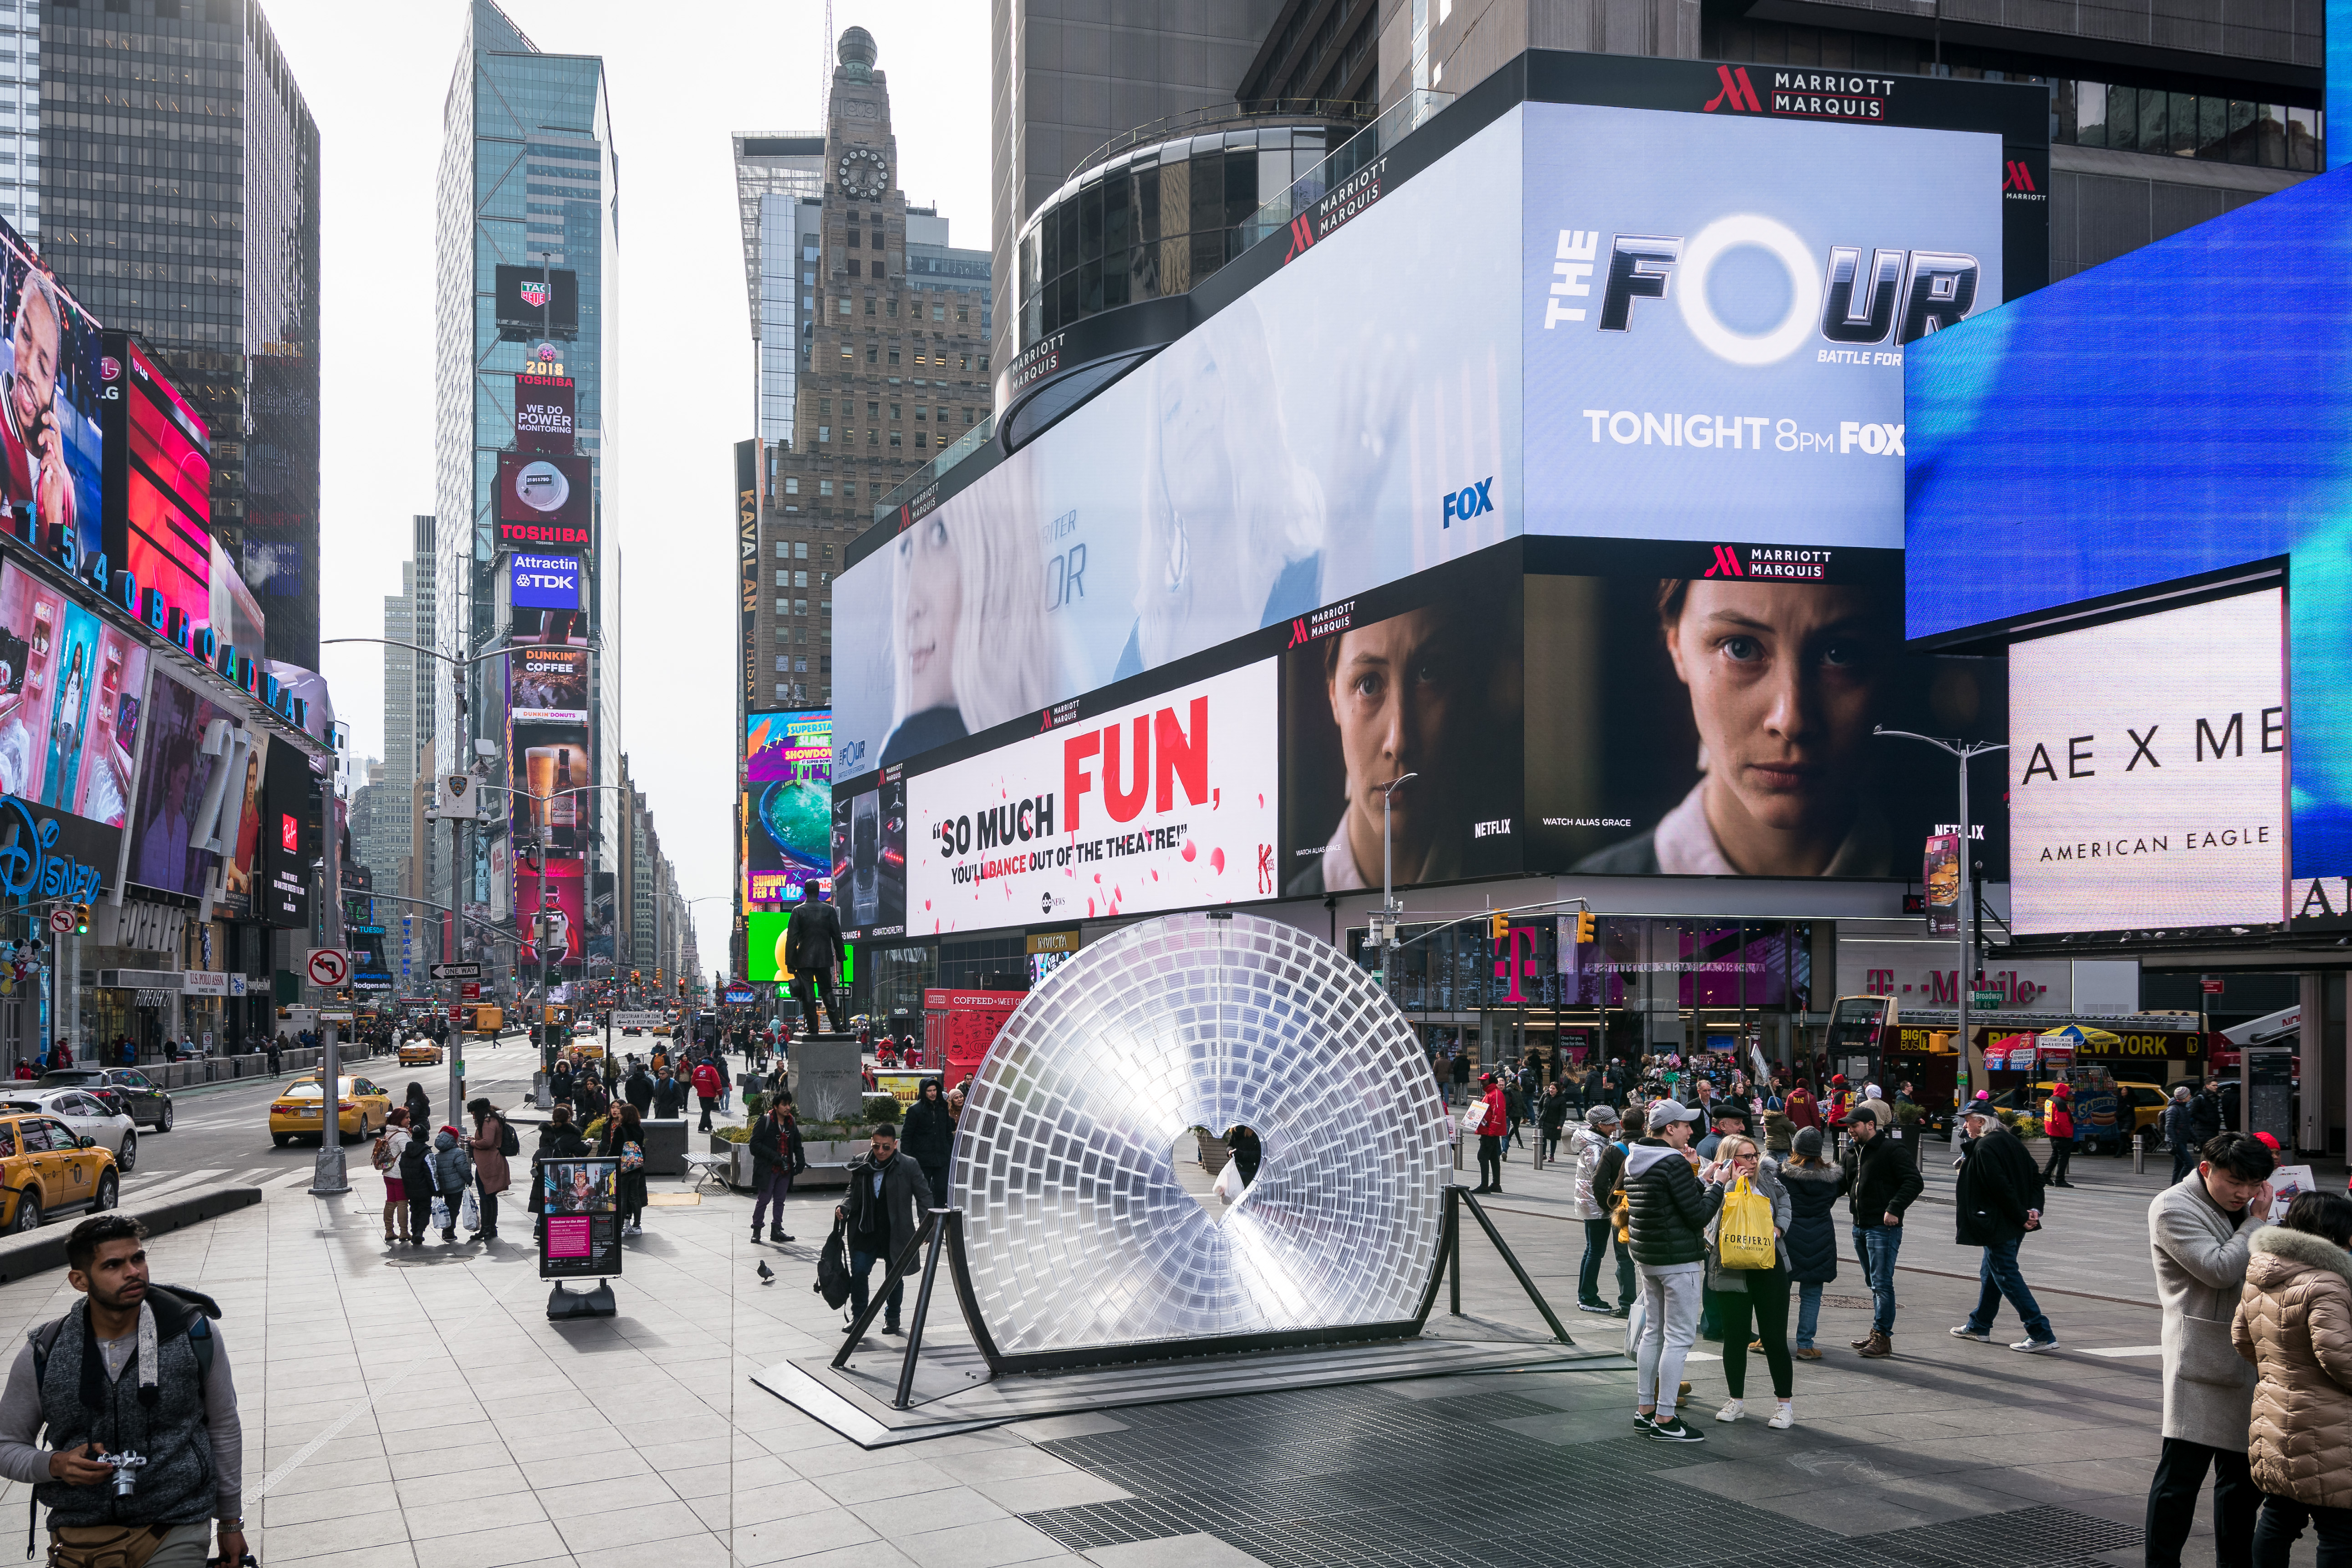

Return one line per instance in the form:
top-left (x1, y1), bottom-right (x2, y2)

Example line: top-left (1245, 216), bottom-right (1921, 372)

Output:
top-left (1794, 1280), bottom-right (1823, 1349)
top-left (850, 1248), bottom-right (904, 1326)
top-left (1964, 1234), bottom-right (2053, 1343)
top-left (1580, 1217), bottom-right (1634, 1307)
top-left (1854, 1223), bottom-right (1903, 1334)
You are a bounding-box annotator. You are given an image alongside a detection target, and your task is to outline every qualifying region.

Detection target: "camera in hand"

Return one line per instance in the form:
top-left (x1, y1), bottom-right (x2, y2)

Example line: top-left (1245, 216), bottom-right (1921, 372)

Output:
top-left (105, 1450), bottom-right (145, 1497)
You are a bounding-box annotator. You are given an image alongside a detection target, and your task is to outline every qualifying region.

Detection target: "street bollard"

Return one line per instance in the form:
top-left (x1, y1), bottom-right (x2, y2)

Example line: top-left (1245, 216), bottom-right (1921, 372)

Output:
top-left (2134, 1137), bottom-right (2145, 1175)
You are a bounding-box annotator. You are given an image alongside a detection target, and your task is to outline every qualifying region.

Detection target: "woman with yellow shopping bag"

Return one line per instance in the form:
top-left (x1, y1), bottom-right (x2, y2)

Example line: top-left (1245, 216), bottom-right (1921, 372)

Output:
top-left (1702, 1134), bottom-right (1797, 1429)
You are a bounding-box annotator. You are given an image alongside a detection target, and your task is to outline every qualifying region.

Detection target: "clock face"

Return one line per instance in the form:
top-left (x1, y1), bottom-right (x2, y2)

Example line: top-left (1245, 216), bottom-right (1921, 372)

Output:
top-left (838, 148), bottom-right (887, 200)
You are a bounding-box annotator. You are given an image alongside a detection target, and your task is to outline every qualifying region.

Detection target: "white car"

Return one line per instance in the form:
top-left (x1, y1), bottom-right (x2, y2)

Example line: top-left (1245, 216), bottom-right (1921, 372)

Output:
top-left (0, 1089), bottom-right (137, 1173)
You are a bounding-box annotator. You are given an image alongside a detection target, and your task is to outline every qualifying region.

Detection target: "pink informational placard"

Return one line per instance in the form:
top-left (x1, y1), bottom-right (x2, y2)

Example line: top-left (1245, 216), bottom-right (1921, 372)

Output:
top-left (545, 1215), bottom-right (591, 1260)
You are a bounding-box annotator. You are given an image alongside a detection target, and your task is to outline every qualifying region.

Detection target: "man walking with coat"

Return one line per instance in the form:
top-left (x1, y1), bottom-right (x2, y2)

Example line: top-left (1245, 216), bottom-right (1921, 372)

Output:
top-left (837, 1124), bottom-right (936, 1339)
top-left (2145, 1130), bottom-right (2275, 1568)
top-left (1841, 1099), bottom-right (1924, 1359)
top-left (1947, 1102), bottom-right (2058, 1352)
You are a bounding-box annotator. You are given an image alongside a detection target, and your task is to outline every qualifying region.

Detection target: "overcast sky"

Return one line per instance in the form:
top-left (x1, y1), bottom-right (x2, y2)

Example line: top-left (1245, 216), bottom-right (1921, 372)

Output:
top-left (273, 0), bottom-right (991, 974)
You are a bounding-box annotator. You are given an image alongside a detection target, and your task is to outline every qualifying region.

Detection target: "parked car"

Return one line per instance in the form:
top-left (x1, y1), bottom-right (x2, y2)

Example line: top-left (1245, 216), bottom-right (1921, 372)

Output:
top-left (36, 1068), bottom-right (173, 1132)
top-left (0, 1107), bottom-right (117, 1231)
top-left (0, 1089), bottom-right (137, 1172)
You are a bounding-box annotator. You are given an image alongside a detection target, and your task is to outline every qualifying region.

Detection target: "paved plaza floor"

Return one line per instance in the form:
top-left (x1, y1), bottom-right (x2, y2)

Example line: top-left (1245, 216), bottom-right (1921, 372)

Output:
top-left (0, 1133), bottom-right (2330, 1568)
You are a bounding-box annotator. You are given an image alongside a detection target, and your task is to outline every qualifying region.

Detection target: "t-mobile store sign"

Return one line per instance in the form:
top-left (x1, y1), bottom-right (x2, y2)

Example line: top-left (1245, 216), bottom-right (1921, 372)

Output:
top-left (1836, 938), bottom-right (2067, 1010)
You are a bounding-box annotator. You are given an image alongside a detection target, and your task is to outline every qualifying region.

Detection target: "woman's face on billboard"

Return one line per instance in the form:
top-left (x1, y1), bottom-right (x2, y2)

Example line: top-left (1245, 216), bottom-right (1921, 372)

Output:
top-left (901, 517), bottom-right (962, 712)
top-left (1665, 580), bottom-right (1886, 865)
top-left (1329, 609), bottom-right (1460, 860)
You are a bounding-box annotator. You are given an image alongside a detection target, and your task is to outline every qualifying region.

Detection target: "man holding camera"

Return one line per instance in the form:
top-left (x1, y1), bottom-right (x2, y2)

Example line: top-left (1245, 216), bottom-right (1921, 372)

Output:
top-left (0, 1215), bottom-right (244, 1568)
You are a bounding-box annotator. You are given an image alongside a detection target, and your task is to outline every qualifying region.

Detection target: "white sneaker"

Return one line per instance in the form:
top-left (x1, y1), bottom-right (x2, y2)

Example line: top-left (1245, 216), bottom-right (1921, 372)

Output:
top-left (2010, 1337), bottom-right (2061, 1353)
top-left (1767, 1402), bottom-right (1795, 1430)
top-left (1715, 1398), bottom-right (1745, 1423)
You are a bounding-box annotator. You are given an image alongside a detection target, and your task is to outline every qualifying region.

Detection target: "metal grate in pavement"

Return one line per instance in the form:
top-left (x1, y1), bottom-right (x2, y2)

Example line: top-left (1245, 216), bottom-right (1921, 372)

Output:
top-left (1020, 1383), bottom-right (2145, 1567)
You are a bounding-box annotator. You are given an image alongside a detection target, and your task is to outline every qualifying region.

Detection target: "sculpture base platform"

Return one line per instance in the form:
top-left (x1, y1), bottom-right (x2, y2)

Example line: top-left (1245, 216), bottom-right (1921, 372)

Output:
top-left (751, 1315), bottom-right (1618, 1449)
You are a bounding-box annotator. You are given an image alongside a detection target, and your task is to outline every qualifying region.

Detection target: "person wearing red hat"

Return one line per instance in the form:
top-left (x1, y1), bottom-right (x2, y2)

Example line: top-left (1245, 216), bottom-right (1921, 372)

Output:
top-left (2253, 1130), bottom-right (2282, 1153)
top-left (1473, 1072), bottom-right (1510, 1193)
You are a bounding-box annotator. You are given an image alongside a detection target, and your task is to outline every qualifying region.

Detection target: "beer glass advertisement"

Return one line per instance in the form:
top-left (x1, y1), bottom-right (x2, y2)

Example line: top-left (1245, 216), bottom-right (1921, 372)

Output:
top-left (831, 765), bottom-right (906, 941)
top-left (509, 720), bottom-right (591, 853)
top-left (1519, 547), bottom-right (2008, 880)
top-left (745, 710), bottom-right (831, 906)
top-left (1279, 552), bottom-right (1523, 896)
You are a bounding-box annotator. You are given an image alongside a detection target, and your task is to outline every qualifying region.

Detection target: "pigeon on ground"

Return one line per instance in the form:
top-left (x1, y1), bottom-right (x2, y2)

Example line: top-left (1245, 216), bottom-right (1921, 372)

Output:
top-left (756, 1260), bottom-right (775, 1284)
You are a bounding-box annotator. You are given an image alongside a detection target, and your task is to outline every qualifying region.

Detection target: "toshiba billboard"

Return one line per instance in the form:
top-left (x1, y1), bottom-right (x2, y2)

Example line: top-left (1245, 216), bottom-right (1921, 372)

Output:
top-left (905, 660), bottom-right (1279, 932)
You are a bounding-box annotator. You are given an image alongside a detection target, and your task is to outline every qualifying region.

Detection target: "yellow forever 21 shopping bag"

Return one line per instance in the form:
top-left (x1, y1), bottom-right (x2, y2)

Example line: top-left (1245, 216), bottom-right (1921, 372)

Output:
top-left (1717, 1175), bottom-right (1778, 1270)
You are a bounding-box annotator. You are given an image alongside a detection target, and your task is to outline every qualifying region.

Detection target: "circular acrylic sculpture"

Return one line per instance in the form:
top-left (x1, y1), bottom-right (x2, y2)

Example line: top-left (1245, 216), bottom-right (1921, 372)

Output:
top-left (951, 911), bottom-right (1451, 1364)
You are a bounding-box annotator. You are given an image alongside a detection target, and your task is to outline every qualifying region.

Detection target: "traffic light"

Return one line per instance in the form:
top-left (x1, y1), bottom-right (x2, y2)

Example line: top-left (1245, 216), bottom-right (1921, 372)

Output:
top-left (631, 970), bottom-right (641, 984)
top-left (71, 902), bottom-right (89, 935)
top-left (1489, 911), bottom-right (1508, 942)
top-left (675, 977), bottom-right (686, 996)
top-left (1574, 911), bottom-right (1597, 944)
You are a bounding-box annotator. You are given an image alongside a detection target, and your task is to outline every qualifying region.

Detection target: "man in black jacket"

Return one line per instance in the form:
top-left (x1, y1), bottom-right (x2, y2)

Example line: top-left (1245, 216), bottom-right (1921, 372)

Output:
top-left (784, 888), bottom-right (848, 1035)
top-left (837, 1125), bottom-right (935, 1338)
top-left (1623, 1099), bottom-right (1717, 1443)
top-left (1947, 1103), bottom-right (2058, 1352)
top-left (748, 1093), bottom-right (804, 1244)
top-left (650, 1068), bottom-right (687, 1120)
top-left (1840, 1100), bottom-right (1924, 1359)
top-left (2187, 1081), bottom-right (2224, 1146)
top-left (624, 1060), bottom-right (655, 1116)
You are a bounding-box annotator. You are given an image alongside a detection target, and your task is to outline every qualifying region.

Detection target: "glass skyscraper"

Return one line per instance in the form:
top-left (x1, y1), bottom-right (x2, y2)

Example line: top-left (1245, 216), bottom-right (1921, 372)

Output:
top-left (733, 134), bottom-right (825, 449)
top-left (434, 0), bottom-right (619, 964)
top-left (37, 0), bottom-right (321, 667)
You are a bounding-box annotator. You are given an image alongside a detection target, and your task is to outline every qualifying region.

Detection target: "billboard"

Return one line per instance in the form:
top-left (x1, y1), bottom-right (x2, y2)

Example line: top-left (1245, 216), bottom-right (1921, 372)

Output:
top-left (1278, 553), bottom-right (1522, 895)
top-left (1518, 546), bottom-right (2006, 880)
top-left (493, 265), bottom-right (580, 338)
top-left (1898, 172), bottom-right (2352, 931)
top-left (125, 668), bottom-right (228, 898)
top-left (0, 561), bottom-right (149, 830)
top-left (257, 737), bottom-right (313, 927)
top-left (516, 857), bottom-right (585, 967)
top-left (495, 452), bottom-right (592, 552)
top-left (831, 764), bottom-right (906, 941)
top-left (907, 659), bottom-right (1280, 932)
top-left (0, 224), bottom-right (107, 570)
top-left (513, 372), bottom-right (575, 454)
top-left (745, 909), bottom-right (792, 983)
top-left (506, 550), bottom-right (581, 612)
top-left (745, 710), bottom-right (831, 906)
top-left (1520, 103), bottom-right (2003, 549)
top-left (2008, 589), bottom-right (2284, 938)
top-left (833, 87), bottom-right (2014, 784)
top-left (511, 645), bottom-right (589, 724)
top-left (100, 336), bottom-right (210, 641)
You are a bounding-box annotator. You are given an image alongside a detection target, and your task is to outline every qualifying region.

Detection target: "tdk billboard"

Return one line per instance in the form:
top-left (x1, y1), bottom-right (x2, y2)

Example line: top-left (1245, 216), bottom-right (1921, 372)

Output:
top-left (506, 550), bottom-right (580, 612)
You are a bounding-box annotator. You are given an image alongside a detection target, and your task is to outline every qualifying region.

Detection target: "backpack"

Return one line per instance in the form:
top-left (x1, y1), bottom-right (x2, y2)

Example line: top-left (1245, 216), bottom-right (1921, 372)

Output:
top-left (619, 1140), bottom-right (643, 1174)
top-left (815, 1215), bottom-right (853, 1309)
top-left (496, 1116), bottom-right (520, 1159)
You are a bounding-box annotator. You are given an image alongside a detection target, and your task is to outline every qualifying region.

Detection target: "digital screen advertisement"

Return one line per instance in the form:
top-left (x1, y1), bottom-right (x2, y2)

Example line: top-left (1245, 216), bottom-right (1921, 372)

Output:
top-left (744, 908), bottom-right (792, 982)
top-left (2008, 589), bottom-right (2284, 937)
top-left (906, 659), bottom-right (1279, 932)
top-left (516, 857), bottom-right (587, 970)
top-left (0, 561), bottom-right (149, 828)
top-left (494, 265), bottom-right (580, 337)
top-left (506, 550), bottom-right (580, 613)
top-left (102, 335), bottom-right (211, 641)
top-left (258, 739), bottom-right (313, 927)
top-left (1519, 102), bottom-right (2003, 550)
top-left (0, 221), bottom-right (107, 569)
top-left (828, 109), bottom-right (1529, 783)
top-left (831, 765), bottom-right (906, 941)
top-left (125, 667), bottom-right (226, 898)
top-left (495, 452), bottom-right (592, 550)
top-left (511, 645), bottom-right (589, 724)
top-left (513, 372), bottom-right (575, 454)
top-left (745, 709), bottom-right (832, 906)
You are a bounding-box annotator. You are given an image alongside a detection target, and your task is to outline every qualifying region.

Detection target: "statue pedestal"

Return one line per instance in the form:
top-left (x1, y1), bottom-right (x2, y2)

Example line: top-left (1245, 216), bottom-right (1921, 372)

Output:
top-left (792, 1034), bottom-right (864, 1123)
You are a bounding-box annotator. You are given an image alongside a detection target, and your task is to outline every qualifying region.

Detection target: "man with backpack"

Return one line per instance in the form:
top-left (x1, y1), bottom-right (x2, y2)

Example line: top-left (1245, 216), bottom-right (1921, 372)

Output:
top-left (691, 1056), bottom-right (723, 1133)
top-left (466, 1098), bottom-right (518, 1243)
top-left (0, 1216), bottom-right (244, 1568)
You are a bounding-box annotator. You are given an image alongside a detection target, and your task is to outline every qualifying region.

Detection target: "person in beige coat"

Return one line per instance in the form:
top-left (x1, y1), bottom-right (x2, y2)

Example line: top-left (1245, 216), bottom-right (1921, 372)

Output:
top-left (2233, 1190), bottom-right (2352, 1566)
top-left (465, 1097), bottom-right (514, 1242)
top-left (2147, 1130), bottom-right (2275, 1568)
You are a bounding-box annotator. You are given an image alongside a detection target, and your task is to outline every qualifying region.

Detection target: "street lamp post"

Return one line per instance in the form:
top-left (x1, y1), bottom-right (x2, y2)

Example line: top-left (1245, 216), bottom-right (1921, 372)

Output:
top-left (1874, 728), bottom-right (2007, 1104)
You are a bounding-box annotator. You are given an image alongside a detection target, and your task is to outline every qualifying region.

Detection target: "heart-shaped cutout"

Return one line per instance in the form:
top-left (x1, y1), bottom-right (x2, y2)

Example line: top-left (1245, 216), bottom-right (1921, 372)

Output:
top-left (1173, 1125), bottom-right (1262, 1226)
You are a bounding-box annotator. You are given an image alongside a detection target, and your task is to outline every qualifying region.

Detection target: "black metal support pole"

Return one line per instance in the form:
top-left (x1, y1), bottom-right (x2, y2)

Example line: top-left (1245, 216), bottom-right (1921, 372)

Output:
top-left (1458, 1188), bottom-right (1576, 1346)
top-left (1448, 1182), bottom-right (1463, 1318)
top-left (891, 1208), bottom-right (952, 1410)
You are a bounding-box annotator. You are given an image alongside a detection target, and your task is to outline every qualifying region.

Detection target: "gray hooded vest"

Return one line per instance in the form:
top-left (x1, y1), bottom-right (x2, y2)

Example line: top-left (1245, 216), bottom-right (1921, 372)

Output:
top-left (31, 1291), bottom-right (215, 1528)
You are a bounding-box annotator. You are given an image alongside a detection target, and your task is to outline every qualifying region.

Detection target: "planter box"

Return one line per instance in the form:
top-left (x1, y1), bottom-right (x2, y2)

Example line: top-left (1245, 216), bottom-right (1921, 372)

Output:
top-left (2018, 1136), bottom-right (2051, 1164)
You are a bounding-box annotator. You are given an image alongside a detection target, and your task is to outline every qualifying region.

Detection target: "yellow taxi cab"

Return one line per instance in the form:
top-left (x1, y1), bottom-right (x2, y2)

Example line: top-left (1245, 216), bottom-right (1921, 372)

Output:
top-left (269, 1075), bottom-right (393, 1146)
top-left (651, 1022), bottom-right (672, 1038)
top-left (397, 1039), bottom-right (445, 1067)
top-left (0, 1107), bottom-right (119, 1232)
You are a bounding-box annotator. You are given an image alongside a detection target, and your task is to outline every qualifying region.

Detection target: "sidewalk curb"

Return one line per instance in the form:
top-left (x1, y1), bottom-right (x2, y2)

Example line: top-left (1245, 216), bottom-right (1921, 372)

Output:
top-left (0, 1184), bottom-right (261, 1286)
